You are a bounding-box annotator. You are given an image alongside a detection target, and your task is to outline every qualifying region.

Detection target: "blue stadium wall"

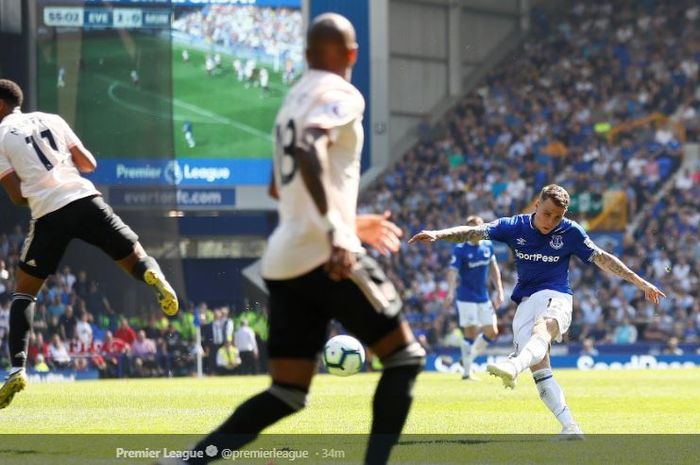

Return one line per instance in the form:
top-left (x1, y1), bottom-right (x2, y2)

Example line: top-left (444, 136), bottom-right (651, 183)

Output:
top-left (310, 0), bottom-right (371, 172)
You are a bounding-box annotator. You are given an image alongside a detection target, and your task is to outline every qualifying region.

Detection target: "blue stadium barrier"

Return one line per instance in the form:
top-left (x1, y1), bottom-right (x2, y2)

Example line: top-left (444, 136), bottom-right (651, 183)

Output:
top-left (0, 369), bottom-right (100, 382)
top-left (426, 353), bottom-right (700, 373)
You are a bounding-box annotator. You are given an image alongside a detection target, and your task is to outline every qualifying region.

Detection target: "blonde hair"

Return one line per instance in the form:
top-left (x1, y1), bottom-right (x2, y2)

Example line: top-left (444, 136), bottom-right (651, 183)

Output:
top-left (539, 184), bottom-right (570, 209)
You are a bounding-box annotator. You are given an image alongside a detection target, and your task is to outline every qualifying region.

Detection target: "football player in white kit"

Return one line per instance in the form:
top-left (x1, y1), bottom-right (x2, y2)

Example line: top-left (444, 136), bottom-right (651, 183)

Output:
top-left (259, 67), bottom-right (269, 95)
top-left (0, 80), bottom-right (178, 409)
top-left (56, 67), bottom-right (65, 88)
top-left (174, 14), bottom-right (424, 465)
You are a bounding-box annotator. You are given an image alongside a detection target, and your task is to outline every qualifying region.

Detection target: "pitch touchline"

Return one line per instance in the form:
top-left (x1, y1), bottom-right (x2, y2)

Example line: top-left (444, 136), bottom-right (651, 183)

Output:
top-left (103, 77), bottom-right (272, 141)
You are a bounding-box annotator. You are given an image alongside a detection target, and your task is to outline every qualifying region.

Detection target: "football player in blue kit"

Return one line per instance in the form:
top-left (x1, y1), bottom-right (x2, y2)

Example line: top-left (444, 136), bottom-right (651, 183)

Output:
top-left (446, 215), bottom-right (504, 380)
top-left (409, 184), bottom-right (664, 437)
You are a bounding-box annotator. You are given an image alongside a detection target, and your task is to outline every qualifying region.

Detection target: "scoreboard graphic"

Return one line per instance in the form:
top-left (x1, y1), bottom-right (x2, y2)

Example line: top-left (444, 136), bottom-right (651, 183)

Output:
top-left (43, 6), bottom-right (171, 28)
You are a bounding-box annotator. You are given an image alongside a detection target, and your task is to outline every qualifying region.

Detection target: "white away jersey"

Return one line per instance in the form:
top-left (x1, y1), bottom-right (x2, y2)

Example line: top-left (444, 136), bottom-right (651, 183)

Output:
top-left (0, 110), bottom-right (99, 219)
top-left (261, 70), bottom-right (366, 280)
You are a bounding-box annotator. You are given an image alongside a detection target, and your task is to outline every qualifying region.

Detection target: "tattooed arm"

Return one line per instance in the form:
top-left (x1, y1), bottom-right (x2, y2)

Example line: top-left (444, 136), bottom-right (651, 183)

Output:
top-left (407, 224), bottom-right (488, 244)
top-left (591, 249), bottom-right (666, 304)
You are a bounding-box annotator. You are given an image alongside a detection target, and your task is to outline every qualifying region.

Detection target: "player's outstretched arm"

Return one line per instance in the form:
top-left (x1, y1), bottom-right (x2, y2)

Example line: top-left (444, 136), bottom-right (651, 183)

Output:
top-left (356, 210), bottom-right (402, 255)
top-left (591, 249), bottom-right (666, 304)
top-left (408, 224), bottom-right (487, 244)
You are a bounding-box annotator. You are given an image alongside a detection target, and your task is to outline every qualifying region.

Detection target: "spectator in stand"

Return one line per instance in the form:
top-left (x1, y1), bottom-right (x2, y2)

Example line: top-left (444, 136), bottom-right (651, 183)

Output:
top-left (612, 316), bottom-right (638, 344)
top-left (580, 338), bottom-right (599, 357)
top-left (27, 333), bottom-right (47, 367)
top-left (58, 266), bottom-right (76, 290)
top-left (216, 340), bottom-right (241, 375)
top-left (47, 294), bottom-right (65, 319)
top-left (48, 334), bottom-right (72, 369)
top-left (642, 317), bottom-right (670, 343)
top-left (75, 311), bottom-right (93, 350)
top-left (86, 281), bottom-right (114, 330)
top-left (663, 337), bottom-right (684, 356)
top-left (101, 331), bottom-right (129, 378)
top-left (31, 303), bottom-right (49, 335)
top-left (33, 354), bottom-right (49, 372)
top-left (73, 270), bottom-right (90, 300)
top-left (58, 305), bottom-right (77, 342)
top-left (234, 319), bottom-right (258, 375)
top-left (115, 317), bottom-right (137, 346)
top-left (131, 330), bottom-right (158, 377)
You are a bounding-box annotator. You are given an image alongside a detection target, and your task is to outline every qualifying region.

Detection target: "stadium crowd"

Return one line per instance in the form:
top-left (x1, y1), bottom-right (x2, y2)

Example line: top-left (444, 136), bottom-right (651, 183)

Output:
top-left (2, 1), bottom-right (700, 377)
top-left (359, 0), bottom-right (700, 353)
top-left (0, 230), bottom-right (265, 377)
top-left (172, 5), bottom-right (302, 63)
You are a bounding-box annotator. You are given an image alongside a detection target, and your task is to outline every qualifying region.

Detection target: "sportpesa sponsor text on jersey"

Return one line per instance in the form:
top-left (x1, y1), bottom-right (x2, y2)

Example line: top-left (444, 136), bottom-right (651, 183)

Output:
top-left (485, 214), bottom-right (600, 303)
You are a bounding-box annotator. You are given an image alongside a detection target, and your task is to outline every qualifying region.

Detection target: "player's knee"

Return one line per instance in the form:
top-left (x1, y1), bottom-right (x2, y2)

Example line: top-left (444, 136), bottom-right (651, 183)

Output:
top-left (380, 341), bottom-right (426, 370)
top-left (533, 317), bottom-right (557, 341)
top-left (267, 383), bottom-right (309, 412)
top-left (544, 318), bottom-right (560, 339)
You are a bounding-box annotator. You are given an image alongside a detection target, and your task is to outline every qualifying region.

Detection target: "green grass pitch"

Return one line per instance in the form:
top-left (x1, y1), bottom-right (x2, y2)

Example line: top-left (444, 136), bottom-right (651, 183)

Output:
top-left (1, 370), bottom-right (699, 464)
top-left (36, 33), bottom-right (285, 160)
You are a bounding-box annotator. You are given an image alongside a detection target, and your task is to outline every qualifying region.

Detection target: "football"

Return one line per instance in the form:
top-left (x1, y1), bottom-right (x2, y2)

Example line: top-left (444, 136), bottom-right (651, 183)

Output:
top-left (322, 335), bottom-right (366, 377)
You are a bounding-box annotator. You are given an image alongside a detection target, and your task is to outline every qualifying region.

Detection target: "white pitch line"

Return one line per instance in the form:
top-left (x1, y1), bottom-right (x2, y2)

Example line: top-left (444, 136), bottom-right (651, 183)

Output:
top-left (102, 76), bottom-right (272, 142)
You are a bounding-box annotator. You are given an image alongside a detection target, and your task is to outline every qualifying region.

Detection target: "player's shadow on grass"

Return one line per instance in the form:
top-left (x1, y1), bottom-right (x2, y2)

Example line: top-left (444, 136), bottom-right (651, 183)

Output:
top-left (0, 449), bottom-right (39, 456)
top-left (397, 436), bottom-right (553, 446)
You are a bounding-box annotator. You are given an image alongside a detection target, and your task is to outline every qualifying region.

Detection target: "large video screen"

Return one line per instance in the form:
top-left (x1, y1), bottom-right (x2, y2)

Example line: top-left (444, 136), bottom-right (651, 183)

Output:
top-left (35, 0), bottom-right (303, 188)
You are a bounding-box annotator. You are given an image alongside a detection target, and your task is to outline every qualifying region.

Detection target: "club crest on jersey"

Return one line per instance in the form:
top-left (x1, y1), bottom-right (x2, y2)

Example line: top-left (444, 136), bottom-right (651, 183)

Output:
top-left (549, 234), bottom-right (564, 250)
top-left (516, 238), bottom-right (527, 246)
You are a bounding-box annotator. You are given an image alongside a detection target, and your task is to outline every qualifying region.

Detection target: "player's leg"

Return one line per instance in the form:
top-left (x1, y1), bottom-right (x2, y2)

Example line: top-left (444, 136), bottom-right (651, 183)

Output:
top-left (74, 196), bottom-right (178, 316)
top-left (509, 291), bottom-right (572, 374)
top-left (185, 131), bottom-right (195, 148)
top-left (530, 353), bottom-right (582, 438)
top-left (178, 275), bottom-right (325, 465)
top-left (116, 242), bottom-right (178, 316)
top-left (487, 297), bottom-right (534, 388)
top-left (489, 291), bottom-right (572, 389)
top-left (461, 324), bottom-right (478, 379)
top-left (465, 302), bottom-right (499, 379)
top-left (332, 255), bottom-right (425, 465)
top-left (1, 216), bottom-right (69, 408)
top-left (456, 301), bottom-right (478, 379)
top-left (0, 269), bottom-right (43, 409)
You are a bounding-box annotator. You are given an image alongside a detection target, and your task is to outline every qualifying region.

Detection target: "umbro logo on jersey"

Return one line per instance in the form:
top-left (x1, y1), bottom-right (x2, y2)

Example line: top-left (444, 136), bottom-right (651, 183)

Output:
top-left (549, 235), bottom-right (564, 250)
top-left (516, 238), bottom-right (527, 245)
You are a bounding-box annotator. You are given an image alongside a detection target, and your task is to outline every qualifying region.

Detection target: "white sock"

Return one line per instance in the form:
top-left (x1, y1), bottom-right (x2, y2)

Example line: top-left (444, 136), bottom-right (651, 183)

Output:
top-left (533, 368), bottom-right (575, 427)
top-left (471, 333), bottom-right (493, 358)
top-left (461, 338), bottom-right (473, 376)
top-left (9, 367), bottom-right (24, 375)
top-left (511, 335), bottom-right (549, 373)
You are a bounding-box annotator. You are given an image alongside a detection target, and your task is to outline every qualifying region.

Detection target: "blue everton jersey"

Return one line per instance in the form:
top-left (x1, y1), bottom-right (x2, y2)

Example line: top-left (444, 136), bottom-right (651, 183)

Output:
top-left (450, 241), bottom-right (494, 303)
top-left (485, 214), bottom-right (598, 303)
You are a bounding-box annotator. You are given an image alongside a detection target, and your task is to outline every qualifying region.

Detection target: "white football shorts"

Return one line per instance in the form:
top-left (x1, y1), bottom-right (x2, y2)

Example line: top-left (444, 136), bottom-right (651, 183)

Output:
top-left (456, 300), bottom-right (496, 328)
top-left (512, 289), bottom-right (572, 355)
